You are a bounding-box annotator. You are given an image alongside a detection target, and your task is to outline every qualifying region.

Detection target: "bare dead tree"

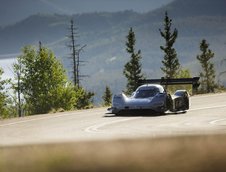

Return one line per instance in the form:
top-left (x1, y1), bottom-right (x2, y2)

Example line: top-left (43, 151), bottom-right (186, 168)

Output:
top-left (67, 20), bottom-right (88, 88)
top-left (67, 19), bottom-right (79, 86)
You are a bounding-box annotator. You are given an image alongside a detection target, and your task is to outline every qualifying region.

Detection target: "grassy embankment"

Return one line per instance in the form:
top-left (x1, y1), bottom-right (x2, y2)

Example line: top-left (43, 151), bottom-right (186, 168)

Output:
top-left (1, 134), bottom-right (226, 172)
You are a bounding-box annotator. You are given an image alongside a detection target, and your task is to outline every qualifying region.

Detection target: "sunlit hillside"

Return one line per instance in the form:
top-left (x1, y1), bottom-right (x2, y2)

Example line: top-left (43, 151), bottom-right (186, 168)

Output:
top-left (0, 0), bottom-right (226, 103)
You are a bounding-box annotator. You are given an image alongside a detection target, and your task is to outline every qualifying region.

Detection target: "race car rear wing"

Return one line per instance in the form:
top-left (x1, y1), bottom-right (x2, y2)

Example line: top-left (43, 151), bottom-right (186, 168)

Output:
top-left (138, 77), bottom-right (200, 94)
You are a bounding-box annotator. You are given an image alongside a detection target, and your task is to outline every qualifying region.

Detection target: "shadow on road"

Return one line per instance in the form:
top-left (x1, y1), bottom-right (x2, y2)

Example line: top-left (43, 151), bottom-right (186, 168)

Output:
top-left (104, 110), bottom-right (187, 118)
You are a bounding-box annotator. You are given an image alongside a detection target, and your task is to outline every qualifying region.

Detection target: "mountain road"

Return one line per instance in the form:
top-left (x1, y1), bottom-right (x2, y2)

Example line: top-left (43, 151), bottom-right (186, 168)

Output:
top-left (1, 93), bottom-right (226, 146)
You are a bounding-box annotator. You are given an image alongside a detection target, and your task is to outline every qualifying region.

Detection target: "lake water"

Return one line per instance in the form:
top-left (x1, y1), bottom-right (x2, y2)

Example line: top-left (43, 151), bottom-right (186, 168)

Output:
top-left (0, 55), bottom-right (17, 80)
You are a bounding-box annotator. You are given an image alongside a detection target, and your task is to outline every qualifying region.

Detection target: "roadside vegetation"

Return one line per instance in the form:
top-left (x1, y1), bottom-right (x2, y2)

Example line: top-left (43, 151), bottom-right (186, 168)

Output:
top-left (0, 44), bottom-right (94, 119)
top-left (1, 135), bottom-right (226, 172)
top-left (0, 11), bottom-right (225, 119)
top-left (102, 86), bottom-right (112, 107)
top-left (123, 11), bottom-right (224, 96)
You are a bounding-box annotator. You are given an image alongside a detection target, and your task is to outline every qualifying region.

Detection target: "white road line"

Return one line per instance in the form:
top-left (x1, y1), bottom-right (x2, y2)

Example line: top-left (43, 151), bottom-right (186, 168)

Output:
top-left (191, 93), bottom-right (226, 99)
top-left (1, 105), bottom-right (226, 129)
top-left (190, 105), bottom-right (226, 111)
top-left (0, 114), bottom-right (69, 127)
top-left (0, 109), bottom-right (103, 127)
top-left (85, 117), bottom-right (142, 133)
top-left (85, 105), bottom-right (226, 133)
top-left (209, 118), bottom-right (226, 125)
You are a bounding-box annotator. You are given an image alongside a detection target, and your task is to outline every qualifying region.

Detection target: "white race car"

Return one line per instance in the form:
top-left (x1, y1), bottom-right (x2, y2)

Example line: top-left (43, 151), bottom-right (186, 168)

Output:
top-left (108, 84), bottom-right (189, 115)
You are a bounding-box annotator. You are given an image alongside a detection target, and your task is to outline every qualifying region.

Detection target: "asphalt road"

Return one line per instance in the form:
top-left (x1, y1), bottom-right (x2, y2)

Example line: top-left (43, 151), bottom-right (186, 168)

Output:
top-left (1, 93), bottom-right (226, 146)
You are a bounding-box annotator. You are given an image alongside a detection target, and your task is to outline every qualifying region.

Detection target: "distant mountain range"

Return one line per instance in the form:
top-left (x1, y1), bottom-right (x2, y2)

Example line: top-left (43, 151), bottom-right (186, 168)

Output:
top-left (1, 0), bottom-right (226, 103)
top-left (0, 0), bottom-right (172, 26)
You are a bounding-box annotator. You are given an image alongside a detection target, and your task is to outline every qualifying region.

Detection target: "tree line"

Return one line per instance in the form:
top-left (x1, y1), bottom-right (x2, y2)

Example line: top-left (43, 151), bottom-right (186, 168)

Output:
top-left (0, 20), bottom-right (95, 119)
top-left (122, 11), bottom-right (220, 96)
top-left (0, 44), bottom-right (94, 119)
top-left (102, 11), bottom-right (222, 106)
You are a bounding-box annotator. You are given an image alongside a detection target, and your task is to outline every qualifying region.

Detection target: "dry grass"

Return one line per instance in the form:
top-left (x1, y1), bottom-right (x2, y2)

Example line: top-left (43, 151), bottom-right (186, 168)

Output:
top-left (1, 134), bottom-right (226, 172)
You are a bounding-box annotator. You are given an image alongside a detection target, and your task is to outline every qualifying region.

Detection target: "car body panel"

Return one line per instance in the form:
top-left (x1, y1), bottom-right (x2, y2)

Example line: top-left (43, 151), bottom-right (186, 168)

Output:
top-left (109, 84), bottom-right (189, 115)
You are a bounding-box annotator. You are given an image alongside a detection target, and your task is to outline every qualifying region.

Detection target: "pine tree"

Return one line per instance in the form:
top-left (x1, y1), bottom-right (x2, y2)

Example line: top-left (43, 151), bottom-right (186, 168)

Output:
top-left (197, 39), bottom-right (216, 93)
top-left (159, 11), bottom-right (180, 78)
top-left (123, 27), bottom-right (144, 95)
top-left (102, 86), bottom-right (112, 107)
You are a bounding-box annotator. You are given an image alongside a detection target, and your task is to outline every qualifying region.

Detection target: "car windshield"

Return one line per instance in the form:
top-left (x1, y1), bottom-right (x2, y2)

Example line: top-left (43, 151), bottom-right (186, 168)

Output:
top-left (134, 89), bottom-right (158, 98)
